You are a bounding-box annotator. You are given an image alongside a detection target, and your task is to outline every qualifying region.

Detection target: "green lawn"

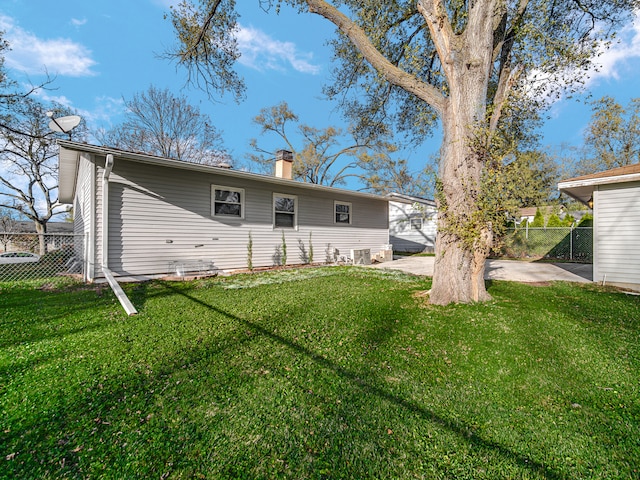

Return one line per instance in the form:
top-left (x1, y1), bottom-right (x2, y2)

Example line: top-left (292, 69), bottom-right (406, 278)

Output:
top-left (1, 267), bottom-right (639, 479)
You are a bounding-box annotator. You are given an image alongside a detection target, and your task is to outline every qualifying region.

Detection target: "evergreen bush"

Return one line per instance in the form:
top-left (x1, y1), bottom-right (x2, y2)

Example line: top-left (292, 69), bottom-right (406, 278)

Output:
top-left (546, 214), bottom-right (563, 227)
top-left (531, 208), bottom-right (545, 227)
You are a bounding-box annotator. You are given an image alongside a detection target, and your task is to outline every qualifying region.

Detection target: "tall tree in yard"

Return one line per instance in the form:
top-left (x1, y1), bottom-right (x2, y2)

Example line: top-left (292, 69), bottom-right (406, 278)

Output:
top-left (166, 0), bottom-right (638, 305)
top-left (0, 99), bottom-right (85, 254)
top-left (248, 101), bottom-right (427, 193)
top-left (97, 86), bottom-right (228, 166)
top-left (576, 96), bottom-right (640, 175)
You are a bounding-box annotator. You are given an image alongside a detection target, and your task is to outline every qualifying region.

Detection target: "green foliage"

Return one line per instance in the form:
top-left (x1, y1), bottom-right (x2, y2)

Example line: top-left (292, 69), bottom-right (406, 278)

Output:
top-left (1, 270), bottom-right (639, 478)
top-left (546, 213), bottom-right (563, 227)
top-left (577, 96), bottom-right (640, 174)
top-left (247, 231), bottom-right (253, 270)
top-left (308, 232), bottom-right (314, 264)
top-left (531, 208), bottom-right (545, 227)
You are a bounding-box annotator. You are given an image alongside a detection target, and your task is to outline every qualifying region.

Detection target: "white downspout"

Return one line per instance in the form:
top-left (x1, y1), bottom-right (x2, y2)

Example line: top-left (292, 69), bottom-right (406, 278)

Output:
top-left (101, 154), bottom-right (137, 316)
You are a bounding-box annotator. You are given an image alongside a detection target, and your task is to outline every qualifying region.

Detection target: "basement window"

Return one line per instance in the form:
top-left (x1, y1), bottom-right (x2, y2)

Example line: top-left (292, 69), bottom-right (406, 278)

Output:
top-left (334, 201), bottom-right (352, 224)
top-left (274, 194), bottom-right (297, 229)
top-left (212, 185), bottom-right (244, 218)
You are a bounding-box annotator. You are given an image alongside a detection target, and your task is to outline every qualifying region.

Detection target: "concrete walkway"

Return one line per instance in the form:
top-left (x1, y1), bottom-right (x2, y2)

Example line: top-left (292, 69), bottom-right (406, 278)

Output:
top-left (371, 256), bottom-right (592, 284)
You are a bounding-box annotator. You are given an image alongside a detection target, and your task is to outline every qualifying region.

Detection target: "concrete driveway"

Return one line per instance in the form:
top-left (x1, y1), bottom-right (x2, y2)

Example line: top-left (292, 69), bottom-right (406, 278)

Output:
top-left (371, 256), bottom-right (592, 283)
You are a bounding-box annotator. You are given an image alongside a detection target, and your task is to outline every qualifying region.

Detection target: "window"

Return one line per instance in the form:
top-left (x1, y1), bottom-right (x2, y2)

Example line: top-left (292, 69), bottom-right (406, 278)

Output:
top-left (274, 194), bottom-right (297, 228)
top-left (334, 201), bottom-right (352, 224)
top-left (212, 186), bottom-right (244, 218)
top-left (410, 218), bottom-right (423, 230)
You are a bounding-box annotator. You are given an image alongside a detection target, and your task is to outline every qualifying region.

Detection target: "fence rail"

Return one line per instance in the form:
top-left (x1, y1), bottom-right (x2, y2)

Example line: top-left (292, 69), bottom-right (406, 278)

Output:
top-left (0, 233), bottom-right (84, 283)
top-left (498, 227), bottom-right (592, 262)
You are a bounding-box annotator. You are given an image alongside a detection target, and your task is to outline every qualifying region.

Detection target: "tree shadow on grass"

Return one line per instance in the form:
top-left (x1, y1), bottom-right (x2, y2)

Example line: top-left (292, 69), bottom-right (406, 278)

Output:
top-left (160, 283), bottom-right (565, 479)
top-left (0, 288), bottom-right (124, 349)
top-left (2, 280), bottom-right (571, 479)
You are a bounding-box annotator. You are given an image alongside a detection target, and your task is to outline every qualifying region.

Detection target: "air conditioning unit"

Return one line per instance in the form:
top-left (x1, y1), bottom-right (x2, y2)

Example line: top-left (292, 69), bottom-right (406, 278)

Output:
top-left (350, 248), bottom-right (371, 265)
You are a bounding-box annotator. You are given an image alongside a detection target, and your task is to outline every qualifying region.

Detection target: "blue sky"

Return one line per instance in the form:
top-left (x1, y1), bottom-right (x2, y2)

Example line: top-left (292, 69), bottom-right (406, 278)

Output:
top-left (2, 0), bottom-right (640, 188)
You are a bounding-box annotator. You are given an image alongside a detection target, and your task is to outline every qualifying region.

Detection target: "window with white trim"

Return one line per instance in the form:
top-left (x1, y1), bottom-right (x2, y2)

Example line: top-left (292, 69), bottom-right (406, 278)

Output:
top-left (212, 186), bottom-right (244, 218)
top-left (410, 218), bottom-right (423, 230)
top-left (334, 201), bottom-right (352, 224)
top-left (274, 194), bottom-right (297, 228)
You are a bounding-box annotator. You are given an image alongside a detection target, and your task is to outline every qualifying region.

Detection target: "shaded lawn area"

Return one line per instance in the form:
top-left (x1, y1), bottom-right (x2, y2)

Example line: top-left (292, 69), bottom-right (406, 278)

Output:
top-left (1, 267), bottom-right (639, 479)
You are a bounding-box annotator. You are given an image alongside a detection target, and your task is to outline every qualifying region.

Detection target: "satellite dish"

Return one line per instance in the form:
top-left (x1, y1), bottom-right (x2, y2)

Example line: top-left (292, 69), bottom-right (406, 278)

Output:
top-left (47, 114), bottom-right (81, 134)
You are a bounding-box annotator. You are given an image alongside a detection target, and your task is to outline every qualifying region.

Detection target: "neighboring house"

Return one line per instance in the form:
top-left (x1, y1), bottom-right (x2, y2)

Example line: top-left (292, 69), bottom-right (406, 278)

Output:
top-left (0, 221), bottom-right (74, 252)
top-left (13, 221), bottom-right (74, 233)
top-left (558, 163), bottom-right (640, 291)
top-left (517, 205), bottom-right (570, 225)
top-left (387, 193), bottom-right (437, 253)
top-left (518, 206), bottom-right (538, 224)
top-left (57, 141), bottom-right (390, 281)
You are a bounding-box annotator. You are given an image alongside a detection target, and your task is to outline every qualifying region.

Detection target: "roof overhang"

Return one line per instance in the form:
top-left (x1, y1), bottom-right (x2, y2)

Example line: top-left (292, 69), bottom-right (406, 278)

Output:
top-left (558, 172), bottom-right (640, 206)
top-left (58, 145), bottom-right (81, 204)
top-left (386, 192), bottom-right (436, 207)
top-left (57, 140), bottom-right (390, 204)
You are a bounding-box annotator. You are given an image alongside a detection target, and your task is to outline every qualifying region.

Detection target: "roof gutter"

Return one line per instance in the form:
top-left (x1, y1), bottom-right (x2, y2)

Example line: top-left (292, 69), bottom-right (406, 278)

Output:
top-left (101, 154), bottom-right (137, 316)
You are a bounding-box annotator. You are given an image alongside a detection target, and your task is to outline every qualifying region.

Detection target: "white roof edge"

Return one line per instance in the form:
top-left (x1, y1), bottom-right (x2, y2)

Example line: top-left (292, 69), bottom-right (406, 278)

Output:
top-left (387, 192), bottom-right (436, 206)
top-left (57, 140), bottom-right (389, 202)
top-left (558, 172), bottom-right (640, 189)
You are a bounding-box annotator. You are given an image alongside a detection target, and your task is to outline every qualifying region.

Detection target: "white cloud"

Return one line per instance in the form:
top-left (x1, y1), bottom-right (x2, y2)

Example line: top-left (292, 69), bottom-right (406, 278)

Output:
top-left (0, 15), bottom-right (97, 77)
top-left (70, 18), bottom-right (87, 27)
top-left (236, 24), bottom-right (322, 75)
top-left (84, 96), bottom-right (126, 126)
top-left (585, 11), bottom-right (640, 86)
top-left (32, 90), bottom-right (75, 109)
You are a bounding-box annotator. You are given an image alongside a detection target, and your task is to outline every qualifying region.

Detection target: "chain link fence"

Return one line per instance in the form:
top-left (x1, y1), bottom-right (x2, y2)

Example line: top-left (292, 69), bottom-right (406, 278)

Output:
top-left (0, 233), bottom-right (84, 283)
top-left (498, 227), bottom-right (592, 262)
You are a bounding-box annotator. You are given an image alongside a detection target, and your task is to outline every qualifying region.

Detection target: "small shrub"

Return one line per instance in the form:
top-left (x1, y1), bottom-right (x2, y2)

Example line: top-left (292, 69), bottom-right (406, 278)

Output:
top-left (531, 208), bottom-right (545, 227)
top-left (563, 214), bottom-right (575, 226)
top-left (546, 213), bottom-right (563, 227)
top-left (281, 230), bottom-right (287, 265)
top-left (247, 231), bottom-right (253, 270)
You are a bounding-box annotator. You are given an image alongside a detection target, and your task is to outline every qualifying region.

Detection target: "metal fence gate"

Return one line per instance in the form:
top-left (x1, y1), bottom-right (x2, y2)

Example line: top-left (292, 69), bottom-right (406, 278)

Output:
top-left (498, 227), bottom-right (593, 262)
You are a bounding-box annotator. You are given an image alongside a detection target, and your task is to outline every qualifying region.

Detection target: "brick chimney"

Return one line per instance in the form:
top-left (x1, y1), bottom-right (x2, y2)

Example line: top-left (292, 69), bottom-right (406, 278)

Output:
top-left (275, 149), bottom-right (293, 180)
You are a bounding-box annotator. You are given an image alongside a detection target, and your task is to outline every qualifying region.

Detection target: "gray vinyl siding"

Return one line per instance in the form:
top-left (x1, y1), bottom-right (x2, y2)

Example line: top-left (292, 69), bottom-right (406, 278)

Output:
top-left (388, 201), bottom-right (437, 252)
top-left (95, 156), bottom-right (388, 277)
top-left (594, 181), bottom-right (640, 286)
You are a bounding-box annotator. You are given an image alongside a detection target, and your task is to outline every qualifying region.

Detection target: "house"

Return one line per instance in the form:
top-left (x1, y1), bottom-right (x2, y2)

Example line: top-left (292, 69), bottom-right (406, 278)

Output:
top-left (57, 141), bottom-right (390, 282)
top-left (517, 205), bottom-right (575, 225)
top-left (0, 221), bottom-right (74, 253)
top-left (387, 193), bottom-right (437, 253)
top-left (517, 206), bottom-right (539, 224)
top-left (558, 163), bottom-right (640, 291)
top-left (13, 221), bottom-right (74, 234)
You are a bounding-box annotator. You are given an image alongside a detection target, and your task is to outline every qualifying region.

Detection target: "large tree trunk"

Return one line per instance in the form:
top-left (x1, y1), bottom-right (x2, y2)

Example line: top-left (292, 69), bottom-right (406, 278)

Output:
top-left (35, 221), bottom-right (48, 256)
top-left (428, 5), bottom-right (494, 306)
top-left (430, 116), bottom-right (492, 305)
top-left (304, 0), bottom-right (496, 305)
